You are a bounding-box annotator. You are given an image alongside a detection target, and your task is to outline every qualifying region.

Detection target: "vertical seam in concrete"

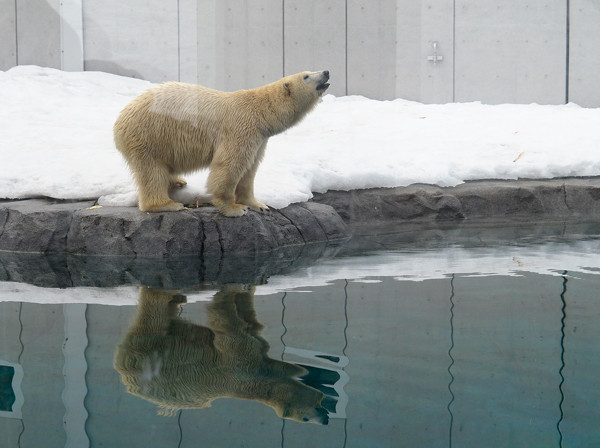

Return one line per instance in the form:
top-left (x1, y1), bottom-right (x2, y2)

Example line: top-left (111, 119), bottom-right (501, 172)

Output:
top-left (452, 0), bottom-right (456, 102)
top-left (565, 0), bottom-right (570, 103)
top-left (177, 0), bottom-right (181, 81)
top-left (344, 0), bottom-right (348, 95)
top-left (13, 0), bottom-right (19, 65)
top-left (282, 0), bottom-right (285, 77)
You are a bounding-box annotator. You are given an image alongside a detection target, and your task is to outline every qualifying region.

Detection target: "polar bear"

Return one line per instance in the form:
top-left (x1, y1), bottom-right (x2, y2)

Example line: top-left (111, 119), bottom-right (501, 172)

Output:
top-left (114, 285), bottom-right (331, 424)
top-left (113, 71), bottom-right (330, 216)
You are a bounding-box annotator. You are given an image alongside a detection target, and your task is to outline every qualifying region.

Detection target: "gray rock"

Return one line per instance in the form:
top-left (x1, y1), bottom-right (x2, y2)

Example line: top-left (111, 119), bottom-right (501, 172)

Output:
top-left (312, 184), bottom-right (465, 222)
top-left (313, 177), bottom-right (600, 223)
top-left (0, 199), bottom-right (350, 257)
top-left (0, 199), bottom-right (95, 253)
top-left (67, 206), bottom-right (204, 257)
top-left (2, 177), bottom-right (600, 259)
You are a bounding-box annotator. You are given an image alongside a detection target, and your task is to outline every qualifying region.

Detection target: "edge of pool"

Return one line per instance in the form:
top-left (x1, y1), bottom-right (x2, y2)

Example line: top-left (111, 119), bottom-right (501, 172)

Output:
top-left (1, 176), bottom-right (600, 259)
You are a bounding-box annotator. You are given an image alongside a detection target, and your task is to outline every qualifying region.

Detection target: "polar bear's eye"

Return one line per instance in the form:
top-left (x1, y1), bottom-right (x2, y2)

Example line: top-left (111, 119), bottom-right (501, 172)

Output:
top-left (303, 74), bottom-right (309, 80)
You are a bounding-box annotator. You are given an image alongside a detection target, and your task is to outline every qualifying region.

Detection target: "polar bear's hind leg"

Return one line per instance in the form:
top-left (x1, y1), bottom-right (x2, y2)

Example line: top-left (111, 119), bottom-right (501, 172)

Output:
top-left (136, 164), bottom-right (184, 212)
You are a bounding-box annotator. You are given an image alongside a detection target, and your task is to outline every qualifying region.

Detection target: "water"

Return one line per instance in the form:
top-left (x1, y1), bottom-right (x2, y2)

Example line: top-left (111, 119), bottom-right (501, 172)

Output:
top-left (1, 224), bottom-right (600, 447)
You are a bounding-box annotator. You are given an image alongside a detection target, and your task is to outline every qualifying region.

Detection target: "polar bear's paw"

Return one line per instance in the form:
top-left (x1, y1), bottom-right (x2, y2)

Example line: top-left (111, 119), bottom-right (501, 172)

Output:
top-left (247, 201), bottom-right (269, 213)
top-left (222, 203), bottom-right (248, 217)
top-left (141, 200), bottom-right (185, 212)
top-left (212, 198), bottom-right (250, 217)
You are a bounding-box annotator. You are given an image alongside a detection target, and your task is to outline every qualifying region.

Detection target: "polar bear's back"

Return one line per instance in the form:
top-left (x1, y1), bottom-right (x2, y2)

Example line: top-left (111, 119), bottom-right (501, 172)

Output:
top-left (114, 82), bottom-right (229, 171)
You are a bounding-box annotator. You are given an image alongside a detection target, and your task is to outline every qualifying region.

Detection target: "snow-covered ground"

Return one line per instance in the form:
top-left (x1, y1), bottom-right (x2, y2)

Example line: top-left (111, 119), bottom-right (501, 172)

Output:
top-left (2, 65), bottom-right (599, 209)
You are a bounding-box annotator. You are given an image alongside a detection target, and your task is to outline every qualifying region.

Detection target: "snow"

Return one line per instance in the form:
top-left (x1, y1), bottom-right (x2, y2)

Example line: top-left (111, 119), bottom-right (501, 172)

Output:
top-left (1, 65), bottom-right (599, 209)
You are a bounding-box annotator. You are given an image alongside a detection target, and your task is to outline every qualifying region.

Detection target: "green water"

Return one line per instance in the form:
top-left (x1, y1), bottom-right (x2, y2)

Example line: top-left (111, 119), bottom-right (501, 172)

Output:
top-left (1, 235), bottom-right (600, 447)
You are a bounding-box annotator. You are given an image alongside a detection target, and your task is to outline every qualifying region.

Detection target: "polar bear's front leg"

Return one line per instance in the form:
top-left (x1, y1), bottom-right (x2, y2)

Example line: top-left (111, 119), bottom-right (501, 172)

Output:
top-left (236, 178), bottom-right (269, 213)
top-left (207, 161), bottom-right (248, 217)
top-left (235, 141), bottom-right (269, 213)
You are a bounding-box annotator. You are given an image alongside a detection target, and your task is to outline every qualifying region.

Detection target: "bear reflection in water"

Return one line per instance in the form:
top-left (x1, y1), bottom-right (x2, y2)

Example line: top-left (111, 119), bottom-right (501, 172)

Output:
top-left (114, 285), bottom-right (333, 424)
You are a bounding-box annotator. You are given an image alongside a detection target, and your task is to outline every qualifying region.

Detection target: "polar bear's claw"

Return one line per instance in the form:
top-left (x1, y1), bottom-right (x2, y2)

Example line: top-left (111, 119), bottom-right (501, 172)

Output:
top-left (248, 201), bottom-right (269, 213)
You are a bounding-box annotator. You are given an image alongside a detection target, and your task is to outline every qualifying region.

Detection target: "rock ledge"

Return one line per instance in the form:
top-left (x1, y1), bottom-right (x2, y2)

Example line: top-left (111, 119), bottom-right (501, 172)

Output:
top-left (313, 177), bottom-right (600, 223)
top-left (2, 177), bottom-right (600, 258)
top-left (0, 200), bottom-right (349, 257)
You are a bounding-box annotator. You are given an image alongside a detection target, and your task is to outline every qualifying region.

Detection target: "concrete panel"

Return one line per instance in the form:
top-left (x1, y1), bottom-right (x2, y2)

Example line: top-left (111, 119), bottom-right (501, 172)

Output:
top-left (16, 0), bottom-right (61, 68)
top-left (198, 0), bottom-right (283, 92)
top-left (178, 0), bottom-right (198, 83)
top-left (454, 1), bottom-right (567, 105)
top-left (568, 0), bottom-right (600, 107)
top-left (82, 0), bottom-right (179, 82)
top-left (59, 0), bottom-right (84, 71)
top-left (0, 0), bottom-right (17, 69)
top-left (347, 0), bottom-right (397, 100)
top-left (396, 0), bottom-right (454, 103)
top-left (283, 0), bottom-right (346, 97)
top-left (197, 0), bottom-right (218, 87)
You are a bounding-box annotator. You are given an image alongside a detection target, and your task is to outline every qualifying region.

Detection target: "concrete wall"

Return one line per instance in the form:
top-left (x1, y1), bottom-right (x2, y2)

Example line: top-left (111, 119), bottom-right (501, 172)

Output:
top-left (569, 0), bottom-right (600, 107)
top-left (454, 1), bottom-right (567, 104)
top-left (0, 0), bottom-right (61, 69)
top-left (1, 0), bottom-right (599, 105)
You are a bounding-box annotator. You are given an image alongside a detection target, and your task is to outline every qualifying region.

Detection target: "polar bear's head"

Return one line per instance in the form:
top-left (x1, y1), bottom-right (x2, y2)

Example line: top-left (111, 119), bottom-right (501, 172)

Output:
top-left (284, 70), bottom-right (330, 98)
top-left (303, 70), bottom-right (330, 94)
top-left (254, 70), bottom-right (330, 136)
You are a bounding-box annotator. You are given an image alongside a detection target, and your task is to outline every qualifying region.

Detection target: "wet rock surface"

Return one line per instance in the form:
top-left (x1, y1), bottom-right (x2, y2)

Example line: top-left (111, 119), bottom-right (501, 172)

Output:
top-left (0, 242), bottom-right (343, 288)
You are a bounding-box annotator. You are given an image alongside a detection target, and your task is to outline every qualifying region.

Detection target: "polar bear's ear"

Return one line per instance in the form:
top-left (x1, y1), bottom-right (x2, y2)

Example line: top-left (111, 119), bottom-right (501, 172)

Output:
top-left (283, 82), bottom-right (291, 96)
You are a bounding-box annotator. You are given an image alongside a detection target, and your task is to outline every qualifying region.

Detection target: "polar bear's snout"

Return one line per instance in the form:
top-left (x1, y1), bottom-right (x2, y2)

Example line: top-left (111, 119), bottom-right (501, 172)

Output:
top-left (316, 70), bottom-right (330, 92)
